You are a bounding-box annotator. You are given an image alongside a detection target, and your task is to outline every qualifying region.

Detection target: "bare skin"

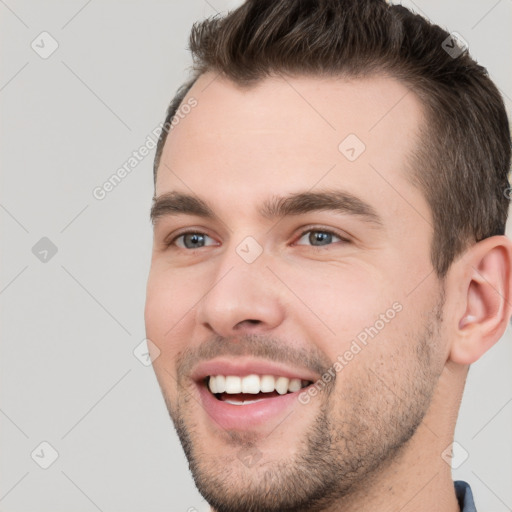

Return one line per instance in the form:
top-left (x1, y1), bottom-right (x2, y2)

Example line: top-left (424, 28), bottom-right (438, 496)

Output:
top-left (145, 72), bottom-right (512, 512)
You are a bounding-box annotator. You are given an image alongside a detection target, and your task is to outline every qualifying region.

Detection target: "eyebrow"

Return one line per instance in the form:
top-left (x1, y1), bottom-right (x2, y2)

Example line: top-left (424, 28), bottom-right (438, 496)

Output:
top-left (150, 190), bottom-right (384, 228)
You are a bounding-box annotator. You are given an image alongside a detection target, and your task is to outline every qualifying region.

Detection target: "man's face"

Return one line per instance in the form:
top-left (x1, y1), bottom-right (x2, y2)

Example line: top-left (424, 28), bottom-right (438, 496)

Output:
top-left (145, 73), bottom-right (448, 511)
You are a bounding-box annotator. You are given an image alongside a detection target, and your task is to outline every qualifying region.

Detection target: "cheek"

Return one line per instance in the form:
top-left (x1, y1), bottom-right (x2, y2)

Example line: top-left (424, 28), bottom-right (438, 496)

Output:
top-left (145, 267), bottom-right (195, 327)
top-left (327, 311), bottom-right (415, 407)
top-left (285, 263), bottom-right (398, 352)
top-left (145, 275), bottom-right (190, 398)
top-left (144, 279), bottom-right (170, 340)
top-left (144, 270), bottom-right (196, 366)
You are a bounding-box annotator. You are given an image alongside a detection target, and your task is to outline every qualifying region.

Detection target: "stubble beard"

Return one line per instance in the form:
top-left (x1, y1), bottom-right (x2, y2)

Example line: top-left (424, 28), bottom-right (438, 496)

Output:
top-left (163, 296), bottom-right (445, 512)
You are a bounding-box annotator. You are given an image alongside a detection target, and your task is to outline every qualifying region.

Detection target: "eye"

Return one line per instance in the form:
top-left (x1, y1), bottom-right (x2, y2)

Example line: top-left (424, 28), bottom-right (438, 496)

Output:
top-left (295, 228), bottom-right (348, 247)
top-left (169, 231), bottom-right (218, 249)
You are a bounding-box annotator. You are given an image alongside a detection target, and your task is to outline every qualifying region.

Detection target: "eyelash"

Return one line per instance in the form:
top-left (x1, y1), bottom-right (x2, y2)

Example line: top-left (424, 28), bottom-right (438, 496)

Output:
top-left (165, 227), bottom-right (350, 250)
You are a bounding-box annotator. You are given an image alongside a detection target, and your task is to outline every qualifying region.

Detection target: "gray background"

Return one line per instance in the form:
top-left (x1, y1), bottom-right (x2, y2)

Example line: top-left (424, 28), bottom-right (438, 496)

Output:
top-left (1, 1), bottom-right (511, 511)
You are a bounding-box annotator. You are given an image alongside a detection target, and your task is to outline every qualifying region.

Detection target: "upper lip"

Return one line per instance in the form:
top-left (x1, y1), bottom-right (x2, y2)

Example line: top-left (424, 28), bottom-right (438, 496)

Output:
top-left (190, 357), bottom-right (320, 384)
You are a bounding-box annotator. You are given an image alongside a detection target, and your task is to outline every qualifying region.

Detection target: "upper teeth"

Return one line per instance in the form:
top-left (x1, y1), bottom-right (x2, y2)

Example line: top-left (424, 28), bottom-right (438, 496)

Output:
top-left (208, 375), bottom-right (307, 395)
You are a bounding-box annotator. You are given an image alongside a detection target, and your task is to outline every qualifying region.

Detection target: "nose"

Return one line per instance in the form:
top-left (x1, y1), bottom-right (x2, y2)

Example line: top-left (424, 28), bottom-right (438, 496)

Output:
top-left (195, 247), bottom-right (286, 338)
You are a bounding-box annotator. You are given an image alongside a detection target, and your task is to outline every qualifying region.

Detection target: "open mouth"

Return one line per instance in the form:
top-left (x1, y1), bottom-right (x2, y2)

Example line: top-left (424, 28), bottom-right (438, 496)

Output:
top-left (206, 374), bottom-right (313, 405)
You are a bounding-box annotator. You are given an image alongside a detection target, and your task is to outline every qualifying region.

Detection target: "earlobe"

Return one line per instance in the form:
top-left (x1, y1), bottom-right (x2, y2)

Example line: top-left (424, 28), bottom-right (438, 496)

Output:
top-left (449, 235), bottom-right (512, 365)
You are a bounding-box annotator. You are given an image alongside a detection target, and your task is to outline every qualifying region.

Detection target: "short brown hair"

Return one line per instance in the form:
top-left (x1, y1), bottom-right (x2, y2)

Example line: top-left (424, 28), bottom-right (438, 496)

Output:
top-left (154, 0), bottom-right (511, 278)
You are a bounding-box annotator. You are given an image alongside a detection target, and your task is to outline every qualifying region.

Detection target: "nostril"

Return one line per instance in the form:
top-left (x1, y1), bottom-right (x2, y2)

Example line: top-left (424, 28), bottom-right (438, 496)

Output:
top-left (236, 319), bottom-right (261, 327)
top-left (231, 319), bottom-right (263, 332)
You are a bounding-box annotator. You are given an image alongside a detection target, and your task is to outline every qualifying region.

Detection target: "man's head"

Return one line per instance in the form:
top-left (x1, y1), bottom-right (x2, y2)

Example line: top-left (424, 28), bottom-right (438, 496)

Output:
top-left (145, 1), bottom-right (512, 511)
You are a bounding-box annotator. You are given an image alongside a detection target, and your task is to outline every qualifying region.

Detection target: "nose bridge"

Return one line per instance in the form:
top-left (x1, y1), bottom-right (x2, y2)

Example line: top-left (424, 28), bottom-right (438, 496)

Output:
top-left (196, 236), bottom-right (285, 335)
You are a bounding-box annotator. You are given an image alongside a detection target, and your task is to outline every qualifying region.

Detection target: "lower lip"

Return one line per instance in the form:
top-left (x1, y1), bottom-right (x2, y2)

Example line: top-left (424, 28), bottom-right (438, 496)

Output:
top-left (197, 383), bottom-right (305, 431)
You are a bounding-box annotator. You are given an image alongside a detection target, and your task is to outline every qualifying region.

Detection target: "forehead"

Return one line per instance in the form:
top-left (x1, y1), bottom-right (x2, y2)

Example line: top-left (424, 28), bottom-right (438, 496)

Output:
top-left (156, 72), bottom-right (431, 233)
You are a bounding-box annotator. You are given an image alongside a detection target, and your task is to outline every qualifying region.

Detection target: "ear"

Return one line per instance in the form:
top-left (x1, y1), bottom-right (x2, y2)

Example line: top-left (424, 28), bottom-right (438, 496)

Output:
top-left (448, 235), bottom-right (512, 365)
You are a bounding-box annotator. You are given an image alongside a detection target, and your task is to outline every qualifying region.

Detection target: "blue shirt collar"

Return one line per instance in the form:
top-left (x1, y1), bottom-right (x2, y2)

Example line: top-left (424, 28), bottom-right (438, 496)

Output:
top-left (454, 481), bottom-right (477, 512)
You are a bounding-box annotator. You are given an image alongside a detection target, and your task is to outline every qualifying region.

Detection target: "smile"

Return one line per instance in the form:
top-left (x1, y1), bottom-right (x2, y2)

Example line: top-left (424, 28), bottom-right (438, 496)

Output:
top-left (207, 374), bottom-right (312, 405)
top-left (191, 359), bottom-right (318, 430)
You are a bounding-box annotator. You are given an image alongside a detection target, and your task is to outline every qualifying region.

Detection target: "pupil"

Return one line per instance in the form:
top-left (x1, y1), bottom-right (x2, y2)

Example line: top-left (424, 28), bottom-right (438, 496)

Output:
top-left (185, 233), bottom-right (204, 248)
